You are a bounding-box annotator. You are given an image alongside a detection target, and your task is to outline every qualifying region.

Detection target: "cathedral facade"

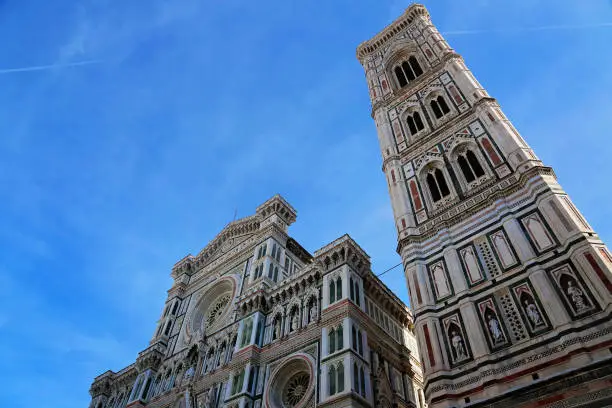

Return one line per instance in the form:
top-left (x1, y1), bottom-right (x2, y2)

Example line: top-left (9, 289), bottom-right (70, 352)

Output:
top-left (88, 196), bottom-right (424, 408)
top-left (357, 4), bottom-right (612, 408)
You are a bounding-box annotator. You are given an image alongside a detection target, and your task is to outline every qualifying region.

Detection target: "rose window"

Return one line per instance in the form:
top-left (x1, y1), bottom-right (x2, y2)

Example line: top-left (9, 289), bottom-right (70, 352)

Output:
top-left (186, 279), bottom-right (235, 341)
top-left (265, 354), bottom-right (314, 408)
top-left (282, 372), bottom-right (310, 407)
top-left (206, 295), bottom-right (230, 326)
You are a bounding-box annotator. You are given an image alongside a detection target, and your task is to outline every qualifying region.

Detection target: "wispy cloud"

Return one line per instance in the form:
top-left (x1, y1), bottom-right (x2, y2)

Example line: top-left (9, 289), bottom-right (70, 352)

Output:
top-left (443, 21), bottom-right (612, 36)
top-left (0, 59), bottom-right (101, 75)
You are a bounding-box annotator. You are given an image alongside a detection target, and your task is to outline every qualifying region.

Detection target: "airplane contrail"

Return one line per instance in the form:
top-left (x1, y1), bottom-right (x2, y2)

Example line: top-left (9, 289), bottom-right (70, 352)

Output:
top-left (442, 22), bottom-right (612, 36)
top-left (0, 59), bottom-right (102, 75)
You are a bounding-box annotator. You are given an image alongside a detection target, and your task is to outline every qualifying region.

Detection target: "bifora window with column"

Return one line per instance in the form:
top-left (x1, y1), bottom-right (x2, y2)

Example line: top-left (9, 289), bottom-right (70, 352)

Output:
top-left (405, 110), bottom-right (425, 136)
top-left (456, 148), bottom-right (486, 184)
top-left (430, 94), bottom-right (451, 119)
top-left (394, 56), bottom-right (424, 88)
top-left (424, 166), bottom-right (451, 204)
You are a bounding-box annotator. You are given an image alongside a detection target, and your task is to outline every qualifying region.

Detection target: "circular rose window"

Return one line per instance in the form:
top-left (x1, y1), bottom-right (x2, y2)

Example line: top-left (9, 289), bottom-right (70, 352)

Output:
top-left (185, 277), bottom-right (236, 341)
top-left (265, 354), bottom-right (315, 408)
top-left (282, 372), bottom-right (310, 407)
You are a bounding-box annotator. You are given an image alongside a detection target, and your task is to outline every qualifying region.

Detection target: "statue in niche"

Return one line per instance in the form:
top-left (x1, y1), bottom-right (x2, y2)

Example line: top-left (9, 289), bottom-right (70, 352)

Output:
top-left (486, 312), bottom-right (504, 343)
top-left (450, 330), bottom-right (467, 361)
top-left (184, 366), bottom-right (195, 382)
top-left (290, 309), bottom-right (299, 331)
top-left (273, 317), bottom-right (281, 340)
top-left (309, 301), bottom-right (317, 323)
top-left (566, 280), bottom-right (588, 312)
top-left (523, 299), bottom-right (543, 326)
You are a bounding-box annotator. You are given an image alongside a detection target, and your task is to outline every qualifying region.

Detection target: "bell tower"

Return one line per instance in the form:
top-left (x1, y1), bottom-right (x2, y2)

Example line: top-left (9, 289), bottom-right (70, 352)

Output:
top-left (357, 4), bottom-right (612, 408)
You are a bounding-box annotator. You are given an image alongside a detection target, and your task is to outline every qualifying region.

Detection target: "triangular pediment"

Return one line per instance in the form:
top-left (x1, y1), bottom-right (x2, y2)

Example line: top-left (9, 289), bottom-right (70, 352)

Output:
top-left (172, 215), bottom-right (261, 276)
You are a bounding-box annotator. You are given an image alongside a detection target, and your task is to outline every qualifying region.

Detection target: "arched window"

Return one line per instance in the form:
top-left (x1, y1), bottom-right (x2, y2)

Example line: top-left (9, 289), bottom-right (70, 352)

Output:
top-left (458, 149), bottom-right (485, 183)
top-left (352, 325), bottom-right (357, 350)
top-left (329, 329), bottom-right (336, 354)
top-left (426, 173), bottom-right (441, 202)
top-left (254, 320), bottom-right (262, 346)
top-left (430, 95), bottom-right (451, 119)
top-left (395, 66), bottom-right (408, 88)
top-left (273, 266), bottom-right (279, 282)
top-left (271, 244), bottom-right (277, 259)
top-left (467, 150), bottom-right (485, 177)
top-left (164, 320), bottom-right (172, 336)
top-left (267, 263), bottom-right (274, 279)
top-left (354, 280), bottom-right (361, 306)
top-left (329, 366), bottom-right (337, 395)
top-left (358, 330), bottom-right (363, 356)
top-left (360, 366), bottom-right (366, 396)
top-left (402, 61), bottom-right (416, 81)
top-left (426, 168), bottom-right (451, 203)
top-left (330, 280), bottom-right (336, 303)
top-left (353, 362), bottom-right (360, 392)
top-left (406, 111), bottom-right (425, 136)
top-left (350, 277), bottom-right (355, 301)
top-left (336, 324), bottom-right (343, 351)
top-left (336, 277), bottom-right (342, 300)
top-left (337, 362), bottom-right (345, 392)
top-left (394, 56), bottom-right (423, 88)
top-left (458, 155), bottom-right (475, 182)
top-left (171, 301), bottom-right (179, 315)
top-left (435, 169), bottom-right (450, 196)
top-left (409, 56), bottom-right (423, 77)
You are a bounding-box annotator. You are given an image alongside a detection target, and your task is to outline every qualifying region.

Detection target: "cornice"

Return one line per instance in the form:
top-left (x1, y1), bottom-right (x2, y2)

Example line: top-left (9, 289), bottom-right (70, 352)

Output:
top-left (356, 4), bottom-right (430, 63)
top-left (314, 234), bottom-right (371, 276)
top-left (363, 273), bottom-right (413, 324)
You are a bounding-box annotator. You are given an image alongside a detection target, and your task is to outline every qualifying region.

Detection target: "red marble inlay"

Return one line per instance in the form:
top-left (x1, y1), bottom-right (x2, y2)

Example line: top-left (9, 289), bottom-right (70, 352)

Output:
top-left (409, 180), bottom-right (423, 211)
top-left (414, 274), bottom-right (423, 305)
top-left (423, 324), bottom-right (435, 366)
top-left (481, 137), bottom-right (502, 166)
top-left (585, 252), bottom-right (612, 294)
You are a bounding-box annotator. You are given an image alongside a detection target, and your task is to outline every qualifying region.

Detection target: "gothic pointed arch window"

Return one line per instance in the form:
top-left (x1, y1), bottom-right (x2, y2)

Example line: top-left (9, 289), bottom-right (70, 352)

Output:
top-left (425, 167), bottom-right (451, 204)
top-left (453, 145), bottom-right (488, 188)
top-left (329, 366), bottom-right (337, 395)
top-left (430, 95), bottom-right (451, 119)
top-left (336, 324), bottom-right (344, 351)
top-left (330, 279), bottom-right (336, 303)
top-left (329, 328), bottom-right (336, 354)
top-left (359, 366), bottom-right (366, 396)
top-left (350, 277), bottom-right (355, 301)
top-left (406, 111), bottom-right (425, 136)
top-left (393, 55), bottom-right (424, 88)
top-left (336, 277), bottom-right (343, 300)
top-left (337, 362), bottom-right (345, 392)
top-left (353, 362), bottom-right (359, 392)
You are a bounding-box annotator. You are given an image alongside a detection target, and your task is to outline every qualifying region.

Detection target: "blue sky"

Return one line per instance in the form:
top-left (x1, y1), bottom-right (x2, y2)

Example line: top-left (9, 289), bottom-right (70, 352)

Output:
top-left (1, 0), bottom-right (611, 407)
